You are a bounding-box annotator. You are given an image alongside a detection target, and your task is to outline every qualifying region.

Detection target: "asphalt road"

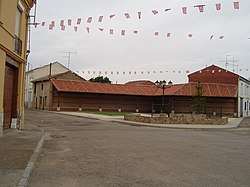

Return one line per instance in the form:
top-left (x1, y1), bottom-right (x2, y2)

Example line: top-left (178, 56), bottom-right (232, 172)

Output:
top-left (27, 110), bottom-right (250, 187)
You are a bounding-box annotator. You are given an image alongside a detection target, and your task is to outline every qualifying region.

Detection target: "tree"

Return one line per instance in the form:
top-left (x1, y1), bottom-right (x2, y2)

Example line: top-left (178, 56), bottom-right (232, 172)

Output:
top-left (192, 81), bottom-right (206, 113)
top-left (89, 76), bottom-right (112, 83)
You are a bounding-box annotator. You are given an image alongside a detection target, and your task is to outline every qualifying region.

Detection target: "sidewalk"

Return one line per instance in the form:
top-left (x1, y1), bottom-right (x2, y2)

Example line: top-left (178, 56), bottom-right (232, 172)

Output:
top-left (0, 123), bottom-right (44, 187)
top-left (56, 111), bottom-right (244, 129)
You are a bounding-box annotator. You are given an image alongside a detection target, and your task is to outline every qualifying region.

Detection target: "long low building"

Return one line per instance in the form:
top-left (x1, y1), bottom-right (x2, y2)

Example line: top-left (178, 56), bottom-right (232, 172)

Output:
top-left (32, 64), bottom-right (249, 117)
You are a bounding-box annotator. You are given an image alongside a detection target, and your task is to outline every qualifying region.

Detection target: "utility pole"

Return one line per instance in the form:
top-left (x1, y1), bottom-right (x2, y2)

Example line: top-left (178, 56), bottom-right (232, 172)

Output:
top-left (61, 51), bottom-right (77, 69)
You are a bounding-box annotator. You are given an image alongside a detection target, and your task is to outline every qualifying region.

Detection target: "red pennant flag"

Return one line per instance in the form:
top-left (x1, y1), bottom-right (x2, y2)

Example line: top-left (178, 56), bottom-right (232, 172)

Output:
top-left (34, 22), bottom-right (39, 28)
top-left (86, 27), bottom-right (90, 33)
top-left (188, 33), bottom-right (193, 38)
top-left (121, 30), bottom-right (125, 36)
top-left (194, 5), bottom-right (205, 13)
top-left (210, 35), bottom-right (214, 40)
top-left (154, 32), bottom-right (159, 36)
top-left (77, 18), bottom-right (81, 25)
top-left (87, 17), bottom-right (92, 23)
top-left (60, 20), bottom-right (64, 26)
top-left (110, 14), bottom-right (115, 18)
top-left (134, 30), bottom-right (138, 34)
top-left (61, 25), bottom-right (65, 31)
top-left (42, 22), bottom-right (46, 26)
top-left (74, 26), bottom-right (77, 32)
top-left (182, 7), bottom-right (187, 14)
top-left (216, 3), bottom-right (221, 11)
top-left (51, 21), bottom-right (55, 27)
top-left (165, 8), bottom-right (171, 12)
top-left (219, 36), bottom-right (224, 39)
top-left (166, 33), bottom-right (171, 37)
top-left (124, 13), bottom-right (130, 19)
top-left (233, 2), bottom-right (239, 9)
top-left (138, 12), bottom-right (141, 19)
top-left (68, 19), bottom-right (72, 26)
top-left (110, 29), bottom-right (114, 35)
top-left (98, 16), bottom-right (103, 22)
top-left (98, 28), bottom-right (104, 31)
top-left (152, 10), bottom-right (158, 15)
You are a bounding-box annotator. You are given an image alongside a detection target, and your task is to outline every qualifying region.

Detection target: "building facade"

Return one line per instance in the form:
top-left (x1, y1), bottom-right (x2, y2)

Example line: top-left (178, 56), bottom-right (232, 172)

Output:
top-left (32, 71), bottom-right (85, 110)
top-left (25, 61), bottom-right (69, 108)
top-left (0, 0), bottom-right (35, 135)
top-left (238, 77), bottom-right (250, 117)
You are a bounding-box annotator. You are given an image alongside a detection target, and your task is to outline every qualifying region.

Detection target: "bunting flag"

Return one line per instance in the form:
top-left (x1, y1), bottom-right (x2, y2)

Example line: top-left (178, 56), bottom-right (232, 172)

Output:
top-left (77, 18), bottom-right (81, 25)
top-left (49, 24), bottom-right (53, 30)
top-left (124, 13), bottom-right (130, 19)
top-left (166, 33), bottom-right (171, 37)
top-left (86, 27), bottom-right (90, 33)
top-left (68, 19), bottom-right (72, 26)
top-left (194, 5), bottom-right (205, 13)
top-left (60, 20), bottom-right (64, 26)
top-left (110, 14), bottom-right (115, 18)
top-left (74, 26), bottom-right (78, 32)
top-left (188, 33), bottom-right (193, 38)
top-left (210, 35), bottom-right (214, 40)
top-left (34, 23), bottom-right (39, 28)
top-left (233, 2), bottom-right (239, 9)
top-left (87, 17), bottom-right (92, 23)
top-left (61, 25), bottom-right (65, 31)
top-left (152, 10), bottom-right (159, 15)
top-left (219, 35), bottom-right (224, 39)
top-left (134, 30), bottom-right (138, 34)
top-left (216, 3), bottom-right (221, 11)
top-left (182, 7), bottom-right (187, 14)
top-left (42, 22), bottom-right (46, 26)
top-left (165, 8), bottom-right (171, 12)
top-left (51, 21), bottom-right (55, 27)
top-left (154, 32), bottom-right (159, 36)
top-left (138, 12), bottom-right (141, 19)
top-left (98, 16), bottom-right (103, 22)
top-left (110, 29), bottom-right (114, 35)
top-left (98, 28), bottom-right (104, 31)
top-left (121, 30), bottom-right (125, 36)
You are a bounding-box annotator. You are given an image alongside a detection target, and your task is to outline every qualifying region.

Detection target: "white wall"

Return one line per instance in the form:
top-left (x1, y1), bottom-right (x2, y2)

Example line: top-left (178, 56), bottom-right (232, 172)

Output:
top-left (24, 62), bottom-right (69, 107)
top-left (238, 77), bottom-right (250, 117)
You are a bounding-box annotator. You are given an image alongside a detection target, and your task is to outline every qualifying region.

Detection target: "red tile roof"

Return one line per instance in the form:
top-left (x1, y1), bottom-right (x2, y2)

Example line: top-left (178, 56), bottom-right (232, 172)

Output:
top-left (52, 79), bottom-right (159, 96)
top-left (188, 64), bottom-right (239, 85)
top-left (52, 79), bottom-right (238, 98)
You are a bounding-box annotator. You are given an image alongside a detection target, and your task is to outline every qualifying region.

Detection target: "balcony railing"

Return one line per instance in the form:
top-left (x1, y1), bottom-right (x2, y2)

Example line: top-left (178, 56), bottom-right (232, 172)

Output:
top-left (14, 35), bottom-right (22, 56)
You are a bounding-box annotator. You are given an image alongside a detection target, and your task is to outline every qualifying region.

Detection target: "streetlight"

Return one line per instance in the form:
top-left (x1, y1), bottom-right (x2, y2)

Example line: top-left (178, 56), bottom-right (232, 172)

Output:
top-left (156, 80), bottom-right (166, 113)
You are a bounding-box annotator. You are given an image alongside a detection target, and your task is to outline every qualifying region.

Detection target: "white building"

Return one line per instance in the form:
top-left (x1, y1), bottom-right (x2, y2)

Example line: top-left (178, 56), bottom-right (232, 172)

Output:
top-left (238, 77), bottom-right (250, 117)
top-left (25, 61), bottom-right (69, 108)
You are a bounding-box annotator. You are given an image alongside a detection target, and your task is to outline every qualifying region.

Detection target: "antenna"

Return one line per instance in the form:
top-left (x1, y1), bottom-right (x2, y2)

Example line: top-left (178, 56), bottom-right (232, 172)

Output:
top-left (219, 55), bottom-right (238, 72)
top-left (60, 51), bottom-right (77, 69)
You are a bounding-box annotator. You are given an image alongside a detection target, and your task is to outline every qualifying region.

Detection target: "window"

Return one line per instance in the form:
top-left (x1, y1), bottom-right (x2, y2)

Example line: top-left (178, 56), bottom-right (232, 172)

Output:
top-left (34, 83), bottom-right (36, 94)
top-left (41, 84), bottom-right (44, 90)
top-left (245, 102), bottom-right (247, 111)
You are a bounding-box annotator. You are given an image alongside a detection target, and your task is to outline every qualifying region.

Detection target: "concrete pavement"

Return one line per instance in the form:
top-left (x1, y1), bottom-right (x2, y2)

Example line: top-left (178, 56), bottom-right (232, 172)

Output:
top-left (0, 110), bottom-right (245, 186)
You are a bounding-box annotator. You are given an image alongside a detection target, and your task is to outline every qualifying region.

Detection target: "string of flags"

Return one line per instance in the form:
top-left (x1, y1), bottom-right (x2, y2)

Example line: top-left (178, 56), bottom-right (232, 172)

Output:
top-left (78, 68), bottom-right (249, 76)
top-left (34, 1), bottom-right (240, 29)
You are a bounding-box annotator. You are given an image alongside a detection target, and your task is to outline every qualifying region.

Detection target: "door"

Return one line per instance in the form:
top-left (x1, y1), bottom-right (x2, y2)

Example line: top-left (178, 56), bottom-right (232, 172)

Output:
top-left (240, 97), bottom-right (243, 117)
top-left (3, 64), bottom-right (17, 129)
top-left (28, 91), bottom-right (32, 108)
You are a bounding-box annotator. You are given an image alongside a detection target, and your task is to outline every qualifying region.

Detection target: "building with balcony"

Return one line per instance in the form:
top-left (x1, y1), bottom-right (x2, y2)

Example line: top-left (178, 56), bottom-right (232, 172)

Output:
top-left (0, 0), bottom-right (36, 136)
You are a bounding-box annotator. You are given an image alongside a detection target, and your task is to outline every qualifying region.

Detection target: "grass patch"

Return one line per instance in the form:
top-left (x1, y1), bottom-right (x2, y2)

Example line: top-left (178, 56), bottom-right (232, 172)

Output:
top-left (84, 111), bottom-right (132, 116)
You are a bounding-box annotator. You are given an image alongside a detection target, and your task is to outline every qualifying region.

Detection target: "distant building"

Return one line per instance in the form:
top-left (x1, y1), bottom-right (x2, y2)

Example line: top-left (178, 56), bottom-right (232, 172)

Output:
top-left (32, 71), bottom-right (85, 110)
top-left (0, 0), bottom-right (36, 135)
top-left (25, 61), bottom-right (69, 108)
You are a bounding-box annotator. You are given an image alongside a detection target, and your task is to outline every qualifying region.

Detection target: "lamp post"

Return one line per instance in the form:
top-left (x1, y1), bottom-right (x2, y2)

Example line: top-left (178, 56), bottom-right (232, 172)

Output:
top-left (156, 80), bottom-right (166, 113)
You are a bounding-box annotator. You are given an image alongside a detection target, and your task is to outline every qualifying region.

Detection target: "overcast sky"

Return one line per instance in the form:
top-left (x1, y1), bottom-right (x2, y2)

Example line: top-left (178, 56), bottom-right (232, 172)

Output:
top-left (29, 0), bottom-right (250, 84)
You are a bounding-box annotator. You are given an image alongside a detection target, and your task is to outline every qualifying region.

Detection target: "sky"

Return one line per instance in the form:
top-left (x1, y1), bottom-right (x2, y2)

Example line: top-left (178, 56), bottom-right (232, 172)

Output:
top-left (28, 0), bottom-right (250, 84)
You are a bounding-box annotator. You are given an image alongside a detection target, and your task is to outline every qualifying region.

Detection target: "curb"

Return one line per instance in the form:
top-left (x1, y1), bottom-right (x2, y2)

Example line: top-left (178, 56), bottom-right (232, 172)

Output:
top-left (17, 132), bottom-right (45, 187)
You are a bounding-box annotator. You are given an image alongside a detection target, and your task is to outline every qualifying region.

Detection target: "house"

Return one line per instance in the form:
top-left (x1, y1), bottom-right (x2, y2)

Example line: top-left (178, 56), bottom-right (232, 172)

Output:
top-left (32, 71), bottom-right (85, 110)
top-left (188, 65), bottom-right (250, 117)
top-left (0, 0), bottom-right (36, 135)
top-left (25, 61), bottom-right (70, 108)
